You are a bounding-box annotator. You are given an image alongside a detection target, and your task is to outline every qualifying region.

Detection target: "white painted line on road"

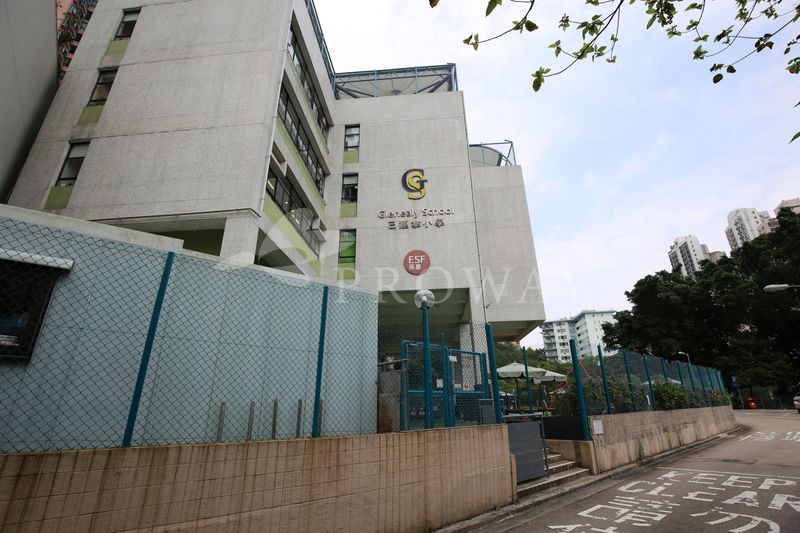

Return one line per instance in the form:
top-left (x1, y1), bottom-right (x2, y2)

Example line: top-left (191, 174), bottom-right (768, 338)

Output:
top-left (657, 467), bottom-right (800, 481)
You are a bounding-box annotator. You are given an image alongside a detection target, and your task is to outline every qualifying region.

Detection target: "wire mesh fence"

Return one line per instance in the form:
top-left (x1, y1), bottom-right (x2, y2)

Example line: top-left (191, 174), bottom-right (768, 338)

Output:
top-left (563, 345), bottom-right (730, 418)
top-left (0, 216), bottom-right (377, 453)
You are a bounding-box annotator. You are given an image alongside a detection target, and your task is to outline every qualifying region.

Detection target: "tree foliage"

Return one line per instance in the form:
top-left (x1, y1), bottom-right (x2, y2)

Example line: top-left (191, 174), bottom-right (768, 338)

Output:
top-left (430, 0), bottom-right (800, 141)
top-left (602, 208), bottom-right (800, 396)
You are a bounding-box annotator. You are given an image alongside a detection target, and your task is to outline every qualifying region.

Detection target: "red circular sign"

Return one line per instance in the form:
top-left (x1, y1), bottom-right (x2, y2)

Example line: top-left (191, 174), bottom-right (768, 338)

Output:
top-left (404, 250), bottom-right (431, 275)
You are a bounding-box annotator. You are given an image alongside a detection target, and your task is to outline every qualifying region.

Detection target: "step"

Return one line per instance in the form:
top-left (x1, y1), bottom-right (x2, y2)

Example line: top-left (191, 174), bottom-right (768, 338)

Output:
top-left (546, 459), bottom-right (576, 475)
top-left (546, 453), bottom-right (562, 463)
top-left (517, 467), bottom-right (591, 499)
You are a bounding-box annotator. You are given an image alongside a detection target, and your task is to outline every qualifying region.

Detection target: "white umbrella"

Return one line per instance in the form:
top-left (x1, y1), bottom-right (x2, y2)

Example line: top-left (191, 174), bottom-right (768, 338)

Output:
top-left (496, 362), bottom-right (547, 379)
top-left (533, 370), bottom-right (567, 384)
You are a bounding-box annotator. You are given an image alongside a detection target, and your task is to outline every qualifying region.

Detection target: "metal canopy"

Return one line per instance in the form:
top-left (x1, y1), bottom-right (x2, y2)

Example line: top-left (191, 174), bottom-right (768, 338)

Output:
top-left (334, 64), bottom-right (458, 99)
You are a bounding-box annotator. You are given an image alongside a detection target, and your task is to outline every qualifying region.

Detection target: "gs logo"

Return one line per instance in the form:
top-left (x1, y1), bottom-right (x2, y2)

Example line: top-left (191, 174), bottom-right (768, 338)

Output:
top-left (402, 169), bottom-right (427, 200)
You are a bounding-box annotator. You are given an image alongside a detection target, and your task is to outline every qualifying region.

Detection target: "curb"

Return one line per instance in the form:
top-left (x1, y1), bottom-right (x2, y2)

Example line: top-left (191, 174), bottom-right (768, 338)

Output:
top-left (436, 424), bottom-right (749, 532)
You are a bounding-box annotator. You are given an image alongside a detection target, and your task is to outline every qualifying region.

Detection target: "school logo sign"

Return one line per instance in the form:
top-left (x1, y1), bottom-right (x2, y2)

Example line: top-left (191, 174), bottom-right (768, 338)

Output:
top-left (404, 250), bottom-right (431, 275)
top-left (402, 169), bottom-right (427, 200)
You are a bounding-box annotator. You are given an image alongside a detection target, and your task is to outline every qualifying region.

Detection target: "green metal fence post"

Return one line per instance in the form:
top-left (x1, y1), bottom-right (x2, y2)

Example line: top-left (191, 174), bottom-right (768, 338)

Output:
top-left (698, 365), bottom-right (709, 406)
top-left (569, 339), bottom-right (591, 441)
top-left (597, 345), bottom-right (612, 414)
top-left (485, 323), bottom-right (504, 424)
top-left (660, 357), bottom-right (670, 383)
top-left (705, 367), bottom-right (715, 404)
top-left (440, 334), bottom-right (455, 427)
top-left (522, 347), bottom-right (534, 413)
top-left (311, 286), bottom-right (329, 438)
top-left (643, 354), bottom-right (657, 411)
top-left (422, 303), bottom-right (433, 429)
top-left (677, 361), bottom-right (685, 386)
top-left (122, 251), bottom-right (175, 448)
top-left (686, 361), bottom-right (698, 404)
top-left (623, 350), bottom-right (637, 412)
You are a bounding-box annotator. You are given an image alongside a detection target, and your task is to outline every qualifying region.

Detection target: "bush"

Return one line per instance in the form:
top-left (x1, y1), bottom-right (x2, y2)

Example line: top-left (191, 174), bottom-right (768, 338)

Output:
top-left (709, 388), bottom-right (732, 406)
top-left (653, 381), bottom-right (690, 410)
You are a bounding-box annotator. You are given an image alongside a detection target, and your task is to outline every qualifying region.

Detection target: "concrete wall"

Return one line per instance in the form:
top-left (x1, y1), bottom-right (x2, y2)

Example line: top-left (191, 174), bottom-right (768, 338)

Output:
top-left (549, 406), bottom-right (737, 474)
top-left (0, 426), bottom-right (515, 532)
top-left (590, 406), bottom-right (736, 473)
top-left (472, 165), bottom-right (545, 339)
top-left (0, 0), bottom-right (58, 202)
top-left (0, 205), bottom-right (378, 452)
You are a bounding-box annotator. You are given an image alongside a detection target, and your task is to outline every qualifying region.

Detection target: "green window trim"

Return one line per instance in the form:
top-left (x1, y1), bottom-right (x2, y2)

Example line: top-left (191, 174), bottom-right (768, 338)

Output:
top-left (340, 202), bottom-right (357, 218)
top-left (106, 38), bottom-right (129, 56)
top-left (43, 186), bottom-right (74, 210)
top-left (337, 265), bottom-right (356, 280)
top-left (78, 105), bottom-right (103, 124)
top-left (343, 150), bottom-right (359, 164)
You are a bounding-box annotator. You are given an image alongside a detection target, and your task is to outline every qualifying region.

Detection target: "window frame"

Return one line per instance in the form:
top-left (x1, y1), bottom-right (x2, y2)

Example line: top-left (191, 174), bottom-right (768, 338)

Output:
top-left (55, 142), bottom-right (90, 188)
top-left (265, 168), bottom-right (322, 256)
top-left (344, 125), bottom-right (360, 151)
top-left (341, 174), bottom-right (358, 204)
top-left (114, 8), bottom-right (141, 40)
top-left (338, 230), bottom-right (357, 264)
top-left (0, 259), bottom-right (65, 362)
top-left (88, 68), bottom-right (118, 106)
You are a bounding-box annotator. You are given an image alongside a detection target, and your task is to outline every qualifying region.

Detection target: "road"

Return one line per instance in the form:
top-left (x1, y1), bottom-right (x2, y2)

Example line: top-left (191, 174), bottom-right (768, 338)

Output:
top-left (481, 410), bottom-right (800, 532)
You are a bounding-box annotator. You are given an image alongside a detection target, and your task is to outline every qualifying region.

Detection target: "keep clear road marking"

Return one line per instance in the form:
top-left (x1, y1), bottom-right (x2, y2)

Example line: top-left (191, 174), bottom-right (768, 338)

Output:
top-left (657, 467), bottom-right (800, 481)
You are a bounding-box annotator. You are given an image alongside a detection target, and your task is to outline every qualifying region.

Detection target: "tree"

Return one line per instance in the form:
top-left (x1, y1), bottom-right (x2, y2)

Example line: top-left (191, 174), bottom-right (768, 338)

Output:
top-left (430, 0), bottom-right (800, 141)
top-left (603, 209), bottom-right (800, 396)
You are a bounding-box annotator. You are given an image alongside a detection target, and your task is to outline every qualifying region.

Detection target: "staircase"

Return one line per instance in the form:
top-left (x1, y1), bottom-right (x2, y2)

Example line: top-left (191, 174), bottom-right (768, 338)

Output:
top-left (517, 452), bottom-right (590, 499)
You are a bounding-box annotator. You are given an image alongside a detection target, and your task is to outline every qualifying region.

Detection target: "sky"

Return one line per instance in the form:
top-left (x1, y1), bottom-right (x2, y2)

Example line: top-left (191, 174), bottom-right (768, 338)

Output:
top-left (313, 1), bottom-right (799, 348)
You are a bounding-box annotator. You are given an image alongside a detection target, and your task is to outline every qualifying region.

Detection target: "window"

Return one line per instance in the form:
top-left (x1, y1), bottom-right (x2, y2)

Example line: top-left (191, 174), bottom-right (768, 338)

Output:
top-left (115, 9), bottom-right (140, 39)
top-left (344, 125), bottom-right (360, 151)
top-left (88, 69), bottom-right (117, 106)
top-left (338, 230), bottom-right (356, 264)
top-left (278, 87), bottom-right (326, 195)
top-left (342, 174), bottom-right (358, 203)
top-left (265, 169), bottom-right (322, 255)
top-left (0, 258), bottom-right (69, 362)
top-left (55, 143), bottom-right (89, 187)
top-left (287, 29), bottom-right (330, 137)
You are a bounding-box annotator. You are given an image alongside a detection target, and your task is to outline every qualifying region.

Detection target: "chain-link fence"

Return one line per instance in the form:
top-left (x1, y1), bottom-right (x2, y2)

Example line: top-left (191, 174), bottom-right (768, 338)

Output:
top-left (0, 215), bottom-right (377, 453)
top-left (559, 344), bottom-right (730, 419)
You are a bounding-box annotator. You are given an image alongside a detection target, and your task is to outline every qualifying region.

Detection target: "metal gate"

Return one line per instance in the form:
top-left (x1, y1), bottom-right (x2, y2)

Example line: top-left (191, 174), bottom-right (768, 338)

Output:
top-left (399, 340), bottom-right (495, 430)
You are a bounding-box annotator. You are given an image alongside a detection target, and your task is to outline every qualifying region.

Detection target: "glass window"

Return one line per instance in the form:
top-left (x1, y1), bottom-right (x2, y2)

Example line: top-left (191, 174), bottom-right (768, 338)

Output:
top-left (286, 29), bottom-right (330, 138)
top-left (342, 174), bottom-right (358, 203)
top-left (338, 230), bottom-right (356, 264)
top-left (55, 142), bottom-right (89, 187)
top-left (88, 69), bottom-right (117, 106)
top-left (0, 260), bottom-right (67, 362)
top-left (115, 9), bottom-right (140, 39)
top-left (277, 86), bottom-right (327, 197)
top-left (344, 125), bottom-right (360, 151)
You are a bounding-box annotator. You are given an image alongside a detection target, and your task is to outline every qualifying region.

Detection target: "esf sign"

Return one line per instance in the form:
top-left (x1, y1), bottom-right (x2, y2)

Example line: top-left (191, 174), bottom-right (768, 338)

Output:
top-left (404, 250), bottom-right (431, 275)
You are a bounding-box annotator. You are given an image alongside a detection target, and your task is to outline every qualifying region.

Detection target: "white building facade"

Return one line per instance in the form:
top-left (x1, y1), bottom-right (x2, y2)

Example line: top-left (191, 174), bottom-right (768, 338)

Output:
top-left (725, 208), bottom-right (770, 251)
top-left (668, 235), bottom-right (710, 277)
top-left (6, 0), bottom-right (545, 348)
top-left (542, 310), bottom-right (617, 361)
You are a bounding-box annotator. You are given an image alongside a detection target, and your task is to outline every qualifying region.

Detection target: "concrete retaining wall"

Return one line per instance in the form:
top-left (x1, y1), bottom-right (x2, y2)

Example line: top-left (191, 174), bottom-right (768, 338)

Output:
top-left (0, 425), bottom-right (514, 532)
top-left (589, 405), bottom-right (736, 473)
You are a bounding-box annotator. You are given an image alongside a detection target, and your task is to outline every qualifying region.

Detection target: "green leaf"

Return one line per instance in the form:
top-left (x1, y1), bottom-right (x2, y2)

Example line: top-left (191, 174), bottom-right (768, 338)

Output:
top-left (726, 65), bottom-right (736, 73)
top-left (532, 78), bottom-right (542, 92)
top-left (713, 73), bottom-right (723, 83)
top-left (525, 20), bottom-right (538, 32)
top-left (646, 15), bottom-right (657, 30)
top-left (485, 0), bottom-right (501, 16)
top-left (463, 34), bottom-right (473, 45)
top-left (791, 131), bottom-right (800, 143)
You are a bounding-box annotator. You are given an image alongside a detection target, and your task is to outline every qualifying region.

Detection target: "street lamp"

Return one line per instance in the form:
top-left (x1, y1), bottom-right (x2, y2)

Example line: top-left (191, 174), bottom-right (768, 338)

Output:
top-left (676, 351), bottom-right (692, 366)
top-left (763, 284), bottom-right (800, 292)
top-left (414, 290), bottom-right (436, 429)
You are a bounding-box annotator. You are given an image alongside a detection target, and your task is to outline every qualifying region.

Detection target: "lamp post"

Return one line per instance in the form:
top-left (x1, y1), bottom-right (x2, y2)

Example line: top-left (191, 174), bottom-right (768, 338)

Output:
top-left (676, 351), bottom-right (692, 366)
top-left (763, 284), bottom-right (800, 292)
top-left (414, 290), bottom-right (436, 429)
